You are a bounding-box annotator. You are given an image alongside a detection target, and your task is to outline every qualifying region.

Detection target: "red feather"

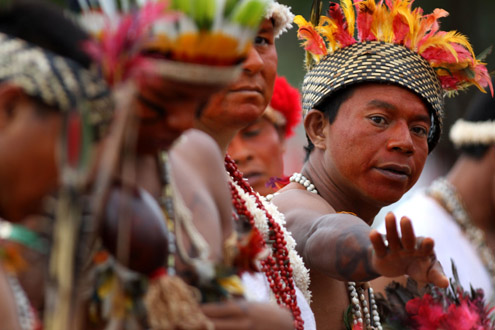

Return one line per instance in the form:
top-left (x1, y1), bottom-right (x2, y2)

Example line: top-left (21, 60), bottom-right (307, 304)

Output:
top-left (298, 25), bottom-right (328, 55)
top-left (356, 1), bottom-right (376, 41)
top-left (328, 2), bottom-right (356, 47)
top-left (270, 76), bottom-right (302, 138)
top-left (82, 1), bottom-right (169, 86)
top-left (393, 14), bottom-right (410, 44)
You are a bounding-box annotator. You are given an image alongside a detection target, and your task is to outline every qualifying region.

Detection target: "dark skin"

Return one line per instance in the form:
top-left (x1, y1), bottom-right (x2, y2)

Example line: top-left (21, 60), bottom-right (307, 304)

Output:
top-left (121, 58), bottom-right (293, 328)
top-left (272, 84), bottom-right (448, 330)
top-left (191, 19), bottom-right (294, 329)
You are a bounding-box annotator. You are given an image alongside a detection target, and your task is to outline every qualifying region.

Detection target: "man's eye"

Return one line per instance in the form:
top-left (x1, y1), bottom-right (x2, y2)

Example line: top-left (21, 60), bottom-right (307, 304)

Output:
top-left (369, 116), bottom-right (387, 125)
top-left (243, 129), bottom-right (261, 138)
top-left (412, 126), bottom-right (428, 137)
top-left (254, 36), bottom-right (269, 46)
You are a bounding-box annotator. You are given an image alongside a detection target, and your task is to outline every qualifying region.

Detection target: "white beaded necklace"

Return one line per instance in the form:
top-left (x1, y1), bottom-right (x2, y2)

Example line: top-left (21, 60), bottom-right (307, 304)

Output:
top-left (289, 173), bottom-right (383, 330)
top-left (426, 177), bottom-right (495, 292)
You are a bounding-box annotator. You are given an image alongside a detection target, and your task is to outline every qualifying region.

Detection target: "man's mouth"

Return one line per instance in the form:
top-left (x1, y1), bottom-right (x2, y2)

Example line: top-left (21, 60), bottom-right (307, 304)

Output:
top-left (375, 164), bottom-right (411, 180)
top-left (229, 85), bottom-right (263, 94)
top-left (244, 172), bottom-right (263, 185)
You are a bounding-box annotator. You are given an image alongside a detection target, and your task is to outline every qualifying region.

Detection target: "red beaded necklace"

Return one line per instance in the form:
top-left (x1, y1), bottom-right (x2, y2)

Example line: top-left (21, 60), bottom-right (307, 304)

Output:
top-left (225, 155), bottom-right (304, 330)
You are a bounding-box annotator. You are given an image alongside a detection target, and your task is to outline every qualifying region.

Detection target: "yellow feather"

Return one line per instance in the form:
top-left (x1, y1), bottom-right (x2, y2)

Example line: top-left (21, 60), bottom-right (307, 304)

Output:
top-left (418, 34), bottom-right (458, 61)
top-left (294, 15), bottom-right (311, 28)
top-left (318, 16), bottom-right (338, 51)
top-left (380, 2), bottom-right (394, 42)
top-left (340, 0), bottom-right (355, 37)
top-left (407, 7), bottom-right (425, 49)
top-left (418, 31), bottom-right (474, 63)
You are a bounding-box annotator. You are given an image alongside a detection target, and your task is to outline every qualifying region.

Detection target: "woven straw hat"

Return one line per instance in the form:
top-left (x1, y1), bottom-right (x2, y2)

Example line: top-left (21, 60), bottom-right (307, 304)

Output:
top-left (302, 41), bottom-right (444, 151)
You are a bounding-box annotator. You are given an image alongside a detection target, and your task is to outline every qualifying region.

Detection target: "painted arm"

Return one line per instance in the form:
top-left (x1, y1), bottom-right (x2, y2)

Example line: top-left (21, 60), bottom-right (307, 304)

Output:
top-left (276, 192), bottom-right (448, 286)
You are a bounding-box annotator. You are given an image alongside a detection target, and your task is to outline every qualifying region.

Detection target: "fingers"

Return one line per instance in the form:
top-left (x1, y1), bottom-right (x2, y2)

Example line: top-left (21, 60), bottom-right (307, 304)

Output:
top-left (427, 260), bottom-right (449, 288)
top-left (417, 237), bottom-right (435, 256)
top-left (369, 230), bottom-right (387, 258)
top-left (385, 212), bottom-right (402, 250)
top-left (399, 217), bottom-right (416, 251)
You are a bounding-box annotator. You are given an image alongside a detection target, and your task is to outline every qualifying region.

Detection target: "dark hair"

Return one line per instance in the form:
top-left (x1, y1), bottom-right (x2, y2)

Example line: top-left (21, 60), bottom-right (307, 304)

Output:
top-left (0, 0), bottom-right (92, 69)
top-left (303, 86), bottom-right (356, 161)
top-left (458, 86), bottom-right (495, 159)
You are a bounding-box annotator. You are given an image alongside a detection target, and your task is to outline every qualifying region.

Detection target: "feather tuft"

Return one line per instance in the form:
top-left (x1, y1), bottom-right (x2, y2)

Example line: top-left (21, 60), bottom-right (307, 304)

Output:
top-left (296, 0), bottom-right (492, 95)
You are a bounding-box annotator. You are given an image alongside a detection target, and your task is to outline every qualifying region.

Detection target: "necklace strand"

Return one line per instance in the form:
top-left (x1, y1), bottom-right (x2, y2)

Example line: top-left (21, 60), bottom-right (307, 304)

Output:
top-left (427, 177), bottom-right (495, 291)
top-left (226, 156), bottom-right (305, 330)
top-left (290, 172), bottom-right (383, 330)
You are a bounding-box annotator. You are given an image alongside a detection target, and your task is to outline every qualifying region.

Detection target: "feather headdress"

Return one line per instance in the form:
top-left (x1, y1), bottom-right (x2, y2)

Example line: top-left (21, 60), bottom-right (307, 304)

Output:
top-left (295, 0), bottom-right (492, 96)
top-left (78, 0), bottom-right (270, 84)
top-left (295, 0), bottom-right (493, 151)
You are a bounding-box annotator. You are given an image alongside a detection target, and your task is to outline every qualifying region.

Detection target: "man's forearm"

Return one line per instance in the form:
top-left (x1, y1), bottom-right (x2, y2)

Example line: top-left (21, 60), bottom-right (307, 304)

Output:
top-left (302, 214), bottom-right (380, 282)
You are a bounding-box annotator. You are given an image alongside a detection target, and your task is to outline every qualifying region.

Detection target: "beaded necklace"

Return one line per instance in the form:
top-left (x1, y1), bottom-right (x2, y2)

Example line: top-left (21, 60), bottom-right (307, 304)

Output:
top-left (426, 177), bottom-right (495, 291)
top-left (0, 220), bottom-right (44, 330)
top-left (289, 172), bottom-right (383, 330)
top-left (225, 155), bottom-right (305, 330)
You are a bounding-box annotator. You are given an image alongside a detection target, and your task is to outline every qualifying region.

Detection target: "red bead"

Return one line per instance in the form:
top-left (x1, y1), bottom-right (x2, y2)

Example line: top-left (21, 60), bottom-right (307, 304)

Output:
top-left (226, 156), bottom-right (303, 330)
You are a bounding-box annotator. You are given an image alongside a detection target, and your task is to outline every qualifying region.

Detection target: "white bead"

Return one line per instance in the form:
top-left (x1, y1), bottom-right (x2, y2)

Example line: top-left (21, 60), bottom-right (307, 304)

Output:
top-left (373, 316), bottom-right (380, 322)
top-left (352, 297), bottom-right (359, 305)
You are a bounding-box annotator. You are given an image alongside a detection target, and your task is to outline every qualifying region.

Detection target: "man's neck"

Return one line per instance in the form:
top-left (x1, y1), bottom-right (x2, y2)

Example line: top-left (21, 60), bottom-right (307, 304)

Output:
top-left (301, 156), bottom-right (381, 225)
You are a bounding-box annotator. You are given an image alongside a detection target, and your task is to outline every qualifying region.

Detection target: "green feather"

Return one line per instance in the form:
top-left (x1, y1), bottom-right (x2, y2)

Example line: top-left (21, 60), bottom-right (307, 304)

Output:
top-left (223, 0), bottom-right (238, 18)
top-left (192, 0), bottom-right (216, 30)
top-left (171, 0), bottom-right (192, 16)
top-left (230, 0), bottom-right (267, 28)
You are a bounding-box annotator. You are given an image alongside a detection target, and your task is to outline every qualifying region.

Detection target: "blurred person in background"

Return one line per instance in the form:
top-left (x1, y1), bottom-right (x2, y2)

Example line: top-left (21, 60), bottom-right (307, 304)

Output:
top-left (228, 75), bottom-right (302, 196)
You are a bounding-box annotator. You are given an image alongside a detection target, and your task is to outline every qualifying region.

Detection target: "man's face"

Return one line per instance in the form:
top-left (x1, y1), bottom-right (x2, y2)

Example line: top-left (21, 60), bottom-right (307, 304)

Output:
top-left (323, 84), bottom-right (430, 206)
top-left (134, 74), bottom-right (222, 154)
top-left (198, 18), bottom-right (278, 131)
top-left (228, 117), bottom-right (285, 196)
top-left (0, 90), bottom-right (62, 221)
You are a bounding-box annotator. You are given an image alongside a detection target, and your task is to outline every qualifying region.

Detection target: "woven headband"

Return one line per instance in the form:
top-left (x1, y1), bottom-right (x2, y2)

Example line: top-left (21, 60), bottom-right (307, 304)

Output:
top-left (302, 41), bottom-right (443, 150)
top-left (0, 32), bottom-right (113, 126)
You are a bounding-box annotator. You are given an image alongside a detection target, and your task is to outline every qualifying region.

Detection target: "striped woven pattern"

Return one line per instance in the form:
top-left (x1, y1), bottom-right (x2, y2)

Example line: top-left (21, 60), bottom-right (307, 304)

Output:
top-left (302, 41), bottom-right (444, 150)
top-left (0, 32), bottom-right (113, 127)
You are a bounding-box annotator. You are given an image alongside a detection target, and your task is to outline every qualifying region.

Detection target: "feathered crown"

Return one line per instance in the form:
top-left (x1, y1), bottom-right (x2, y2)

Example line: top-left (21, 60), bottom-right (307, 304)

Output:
top-left (78, 0), bottom-right (271, 85)
top-left (295, 0), bottom-right (493, 151)
top-left (265, 76), bottom-right (302, 138)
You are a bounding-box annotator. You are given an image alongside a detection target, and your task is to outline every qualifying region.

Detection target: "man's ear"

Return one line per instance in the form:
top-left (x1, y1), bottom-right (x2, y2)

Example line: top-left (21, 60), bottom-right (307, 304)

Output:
top-left (0, 84), bottom-right (25, 129)
top-left (304, 109), bottom-right (329, 150)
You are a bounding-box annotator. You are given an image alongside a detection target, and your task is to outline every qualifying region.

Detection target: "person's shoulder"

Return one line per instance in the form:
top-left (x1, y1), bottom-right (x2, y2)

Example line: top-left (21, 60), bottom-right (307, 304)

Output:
top-left (272, 186), bottom-right (336, 221)
top-left (171, 129), bottom-right (222, 164)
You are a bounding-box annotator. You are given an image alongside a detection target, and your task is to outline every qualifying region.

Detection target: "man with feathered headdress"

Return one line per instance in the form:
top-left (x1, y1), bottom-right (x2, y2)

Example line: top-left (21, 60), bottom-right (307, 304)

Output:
top-left (269, 0), bottom-right (493, 329)
top-left (185, 1), bottom-right (317, 329)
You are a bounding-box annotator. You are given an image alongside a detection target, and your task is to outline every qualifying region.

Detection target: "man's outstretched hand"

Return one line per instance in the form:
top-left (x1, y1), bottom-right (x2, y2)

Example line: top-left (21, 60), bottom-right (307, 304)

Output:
top-left (369, 212), bottom-right (449, 288)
